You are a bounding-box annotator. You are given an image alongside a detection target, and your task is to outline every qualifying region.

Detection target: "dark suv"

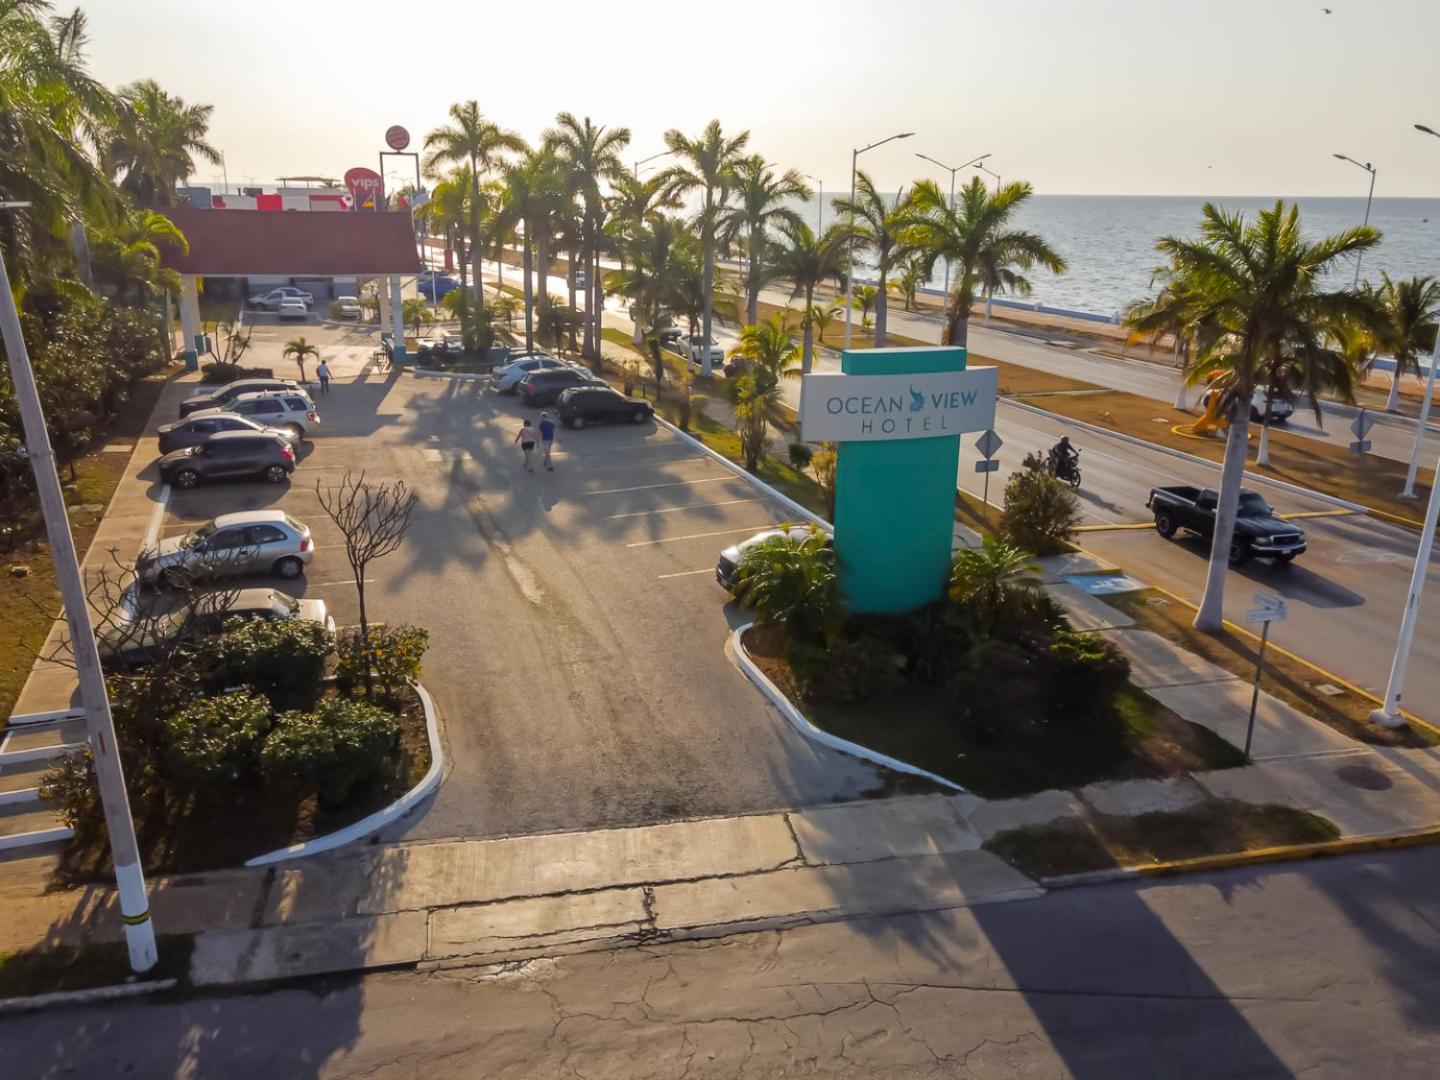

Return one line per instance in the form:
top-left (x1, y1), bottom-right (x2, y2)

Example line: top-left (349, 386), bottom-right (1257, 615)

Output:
top-left (158, 430), bottom-right (296, 488)
top-left (179, 378), bottom-right (302, 417)
top-left (518, 367), bottom-right (602, 406)
top-left (557, 386), bottom-right (653, 428)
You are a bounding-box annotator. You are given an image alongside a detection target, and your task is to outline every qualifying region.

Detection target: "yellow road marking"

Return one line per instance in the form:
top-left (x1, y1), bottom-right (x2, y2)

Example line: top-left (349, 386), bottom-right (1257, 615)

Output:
top-left (1278, 509), bottom-right (1359, 521)
top-left (1074, 522), bottom-right (1155, 532)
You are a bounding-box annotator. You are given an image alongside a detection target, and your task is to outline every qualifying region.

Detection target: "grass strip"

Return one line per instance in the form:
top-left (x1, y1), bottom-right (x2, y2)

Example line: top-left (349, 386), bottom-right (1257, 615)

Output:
top-left (0, 934), bottom-right (193, 999)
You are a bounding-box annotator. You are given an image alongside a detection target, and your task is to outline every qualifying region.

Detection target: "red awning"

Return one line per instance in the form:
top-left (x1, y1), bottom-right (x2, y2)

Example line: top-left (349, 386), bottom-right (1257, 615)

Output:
top-left (156, 207), bottom-right (423, 276)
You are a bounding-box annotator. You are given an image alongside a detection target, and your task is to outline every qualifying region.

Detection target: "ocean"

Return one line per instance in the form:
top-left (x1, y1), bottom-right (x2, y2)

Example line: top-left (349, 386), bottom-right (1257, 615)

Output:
top-left (807, 195), bottom-right (1440, 318)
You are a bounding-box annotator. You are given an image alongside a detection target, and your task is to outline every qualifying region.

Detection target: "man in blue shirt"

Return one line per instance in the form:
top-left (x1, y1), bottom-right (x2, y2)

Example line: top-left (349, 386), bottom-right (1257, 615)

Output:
top-left (538, 411), bottom-right (557, 471)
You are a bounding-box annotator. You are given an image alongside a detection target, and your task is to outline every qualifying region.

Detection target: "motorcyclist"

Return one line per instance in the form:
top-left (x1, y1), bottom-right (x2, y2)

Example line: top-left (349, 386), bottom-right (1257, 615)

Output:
top-left (1049, 436), bottom-right (1079, 478)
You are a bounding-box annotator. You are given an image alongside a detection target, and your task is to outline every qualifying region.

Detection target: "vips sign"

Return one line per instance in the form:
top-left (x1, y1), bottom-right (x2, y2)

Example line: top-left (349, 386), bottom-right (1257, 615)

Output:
top-left (343, 166), bottom-right (384, 209)
top-left (799, 367), bottom-right (998, 443)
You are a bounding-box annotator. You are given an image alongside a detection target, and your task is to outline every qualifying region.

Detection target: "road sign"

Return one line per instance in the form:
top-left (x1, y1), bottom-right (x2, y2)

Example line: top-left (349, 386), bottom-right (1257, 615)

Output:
top-left (1243, 592), bottom-right (1286, 757)
top-left (1350, 408), bottom-right (1374, 440)
top-left (1349, 439), bottom-right (1373, 454)
top-left (975, 459), bottom-right (1000, 473)
top-left (975, 428), bottom-right (1003, 460)
top-left (1245, 592), bottom-right (1288, 625)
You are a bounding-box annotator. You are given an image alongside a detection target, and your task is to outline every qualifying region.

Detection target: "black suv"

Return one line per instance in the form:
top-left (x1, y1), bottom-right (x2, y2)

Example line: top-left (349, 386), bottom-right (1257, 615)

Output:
top-left (557, 386), bottom-right (653, 428)
top-left (179, 378), bottom-right (302, 417)
top-left (157, 413), bottom-right (290, 454)
top-left (158, 430), bottom-right (296, 488)
top-left (518, 367), bottom-right (602, 407)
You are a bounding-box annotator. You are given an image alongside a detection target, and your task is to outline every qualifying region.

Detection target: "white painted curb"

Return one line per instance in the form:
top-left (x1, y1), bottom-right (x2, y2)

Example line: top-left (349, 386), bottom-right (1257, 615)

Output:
top-left (0, 978), bottom-right (177, 1014)
top-left (0, 787), bottom-right (41, 806)
top-left (654, 416), bottom-right (833, 533)
top-left (412, 367), bottom-right (493, 384)
top-left (245, 680), bottom-right (444, 866)
top-left (999, 397), bottom-right (1371, 515)
top-left (730, 622), bottom-right (967, 793)
top-left (0, 826), bottom-right (74, 852)
top-left (142, 484), bottom-right (171, 554)
top-left (5, 709), bottom-right (86, 728)
top-left (0, 742), bottom-right (87, 766)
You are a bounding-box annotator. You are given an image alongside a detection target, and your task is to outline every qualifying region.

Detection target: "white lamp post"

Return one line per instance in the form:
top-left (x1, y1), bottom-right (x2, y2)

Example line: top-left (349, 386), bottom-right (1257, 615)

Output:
top-left (974, 164), bottom-right (1002, 320)
top-left (914, 151), bottom-right (990, 297)
top-left (844, 131), bottom-right (914, 350)
top-left (0, 206), bottom-right (157, 972)
top-left (1332, 153), bottom-right (1377, 288)
top-left (1403, 125), bottom-right (1440, 499)
top-left (633, 150), bottom-right (672, 179)
top-left (804, 174), bottom-right (823, 232)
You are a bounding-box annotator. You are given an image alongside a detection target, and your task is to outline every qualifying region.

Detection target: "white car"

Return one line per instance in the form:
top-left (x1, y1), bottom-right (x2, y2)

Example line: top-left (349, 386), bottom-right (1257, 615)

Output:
top-left (248, 287), bottom-right (314, 311)
top-left (1202, 386), bottom-right (1295, 424)
top-left (277, 298), bottom-right (309, 321)
top-left (716, 524), bottom-right (830, 590)
top-left (335, 295), bottom-right (362, 319)
top-left (494, 354), bottom-right (573, 393)
top-left (677, 334), bottom-right (725, 369)
top-left (213, 390), bottom-right (320, 439)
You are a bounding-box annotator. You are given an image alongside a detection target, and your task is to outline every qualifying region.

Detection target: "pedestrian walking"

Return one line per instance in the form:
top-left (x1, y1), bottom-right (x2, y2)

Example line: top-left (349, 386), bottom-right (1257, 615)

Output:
top-left (316, 359), bottom-right (331, 395)
top-left (538, 411), bottom-right (557, 470)
top-left (515, 418), bottom-right (537, 472)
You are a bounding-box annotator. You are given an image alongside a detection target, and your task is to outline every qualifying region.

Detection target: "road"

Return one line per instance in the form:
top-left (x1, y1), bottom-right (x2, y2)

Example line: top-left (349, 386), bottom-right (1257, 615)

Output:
top-left (7, 845), bottom-right (1440, 1077)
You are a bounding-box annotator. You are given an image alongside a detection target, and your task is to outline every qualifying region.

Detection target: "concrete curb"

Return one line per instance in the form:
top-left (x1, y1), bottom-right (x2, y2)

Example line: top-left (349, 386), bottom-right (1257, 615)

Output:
top-left (0, 826), bottom-right (74, 852)
top-left (244, 680), bottom-right (444, 867)
top-left (4, 709), bottom-right (86, 728)
top-left (730, 622), bottom-right (967, 792)
top-left (999, 397), bottom-right (1371, 515)
top-left (1038, 826), bottom-right (1440, 890)
top-left (0, 977), bottom-right (178, 1014)
top-left (654, 416), bottom-right (832, 533)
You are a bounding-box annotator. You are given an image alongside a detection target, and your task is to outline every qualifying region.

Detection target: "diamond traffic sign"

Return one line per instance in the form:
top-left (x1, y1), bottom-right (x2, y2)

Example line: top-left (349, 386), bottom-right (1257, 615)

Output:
top-left (1246, 592), bottom-right (1287, 624)
top-left (974, 429), bottom-right (1003, 459)
top-left (1349, 409), bottom-right (1374, 440)
top-left (1349, 439), bottom-right (1372, 454)
top-left (975, 459), bottom-right (1001, 473)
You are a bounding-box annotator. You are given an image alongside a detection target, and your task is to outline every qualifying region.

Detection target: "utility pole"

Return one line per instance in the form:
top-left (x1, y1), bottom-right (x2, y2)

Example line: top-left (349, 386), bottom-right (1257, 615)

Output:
top-left (0, 208), bottom-right (157, 972)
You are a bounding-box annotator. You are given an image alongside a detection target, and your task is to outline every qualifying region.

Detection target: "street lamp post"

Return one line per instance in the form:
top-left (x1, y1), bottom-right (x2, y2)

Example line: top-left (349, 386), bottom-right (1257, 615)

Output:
top-left (1403, 125), bottom-right (1440, 498)
top-left (804, 174), bottom-right (823, 232)
top-left (974, 164), bottom-right (1002, 320)
top-left (634, 150), bottom-right (671, 179)
top-left (845, 131), bottom-right (914, 350)
top-left (0, 206), bottom-right (157, 972)
top-left (1332, 153), bottom-right (1377, 288)
top-left (914, 151), bottom-right (990, 297)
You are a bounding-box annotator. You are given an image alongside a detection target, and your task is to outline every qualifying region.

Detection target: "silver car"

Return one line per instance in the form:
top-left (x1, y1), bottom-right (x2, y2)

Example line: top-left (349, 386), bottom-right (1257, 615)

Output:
top-left (99, 588), bottom-right (333, 669)
top-left (138, 510), bottom-right (314, 587)
top-left (213, 391), bottom-right (320, 439)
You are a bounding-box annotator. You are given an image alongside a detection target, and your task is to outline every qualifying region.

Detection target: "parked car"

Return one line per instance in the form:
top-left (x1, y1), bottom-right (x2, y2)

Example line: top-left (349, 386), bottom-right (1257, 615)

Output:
top-left (1147, 485), bottom-right (1307, 565)
top-left (657, 327), bottom-right (684, 353)
top-left (217, 391), bottom-right (320, 439)
top-left (179, 378), bottom-right (302, 417)
top-left (334, 295), bottom-right (363, 319)
top-left (494, 354), bottom-right (571, 392)
top-left (157, 412), bottom-right (296, 454)
top-left (517, 366), bottom-right (603, 406)
top-left (557, 386), bottom-right (653, 428)
top-left (1201, 386), bottom-right (1295, 424)
top-left (137, 510), bottom-right (315, 587)
top-left (677, 333), bottom-right (725, 369)
top-left (277, 298), bottom-right (309, 321)
top-left (417, 275), bottom-right (461, 302)
top-left (98, 588), bottom-right (333, 669)
top-left (573, 269), bottom-right (587, 290)
top-left (716, 524), bottom-right (830, 590)
top-left (157, 430), bottom-right (296, 489)
top-left (248, 286), bottom-right (314, 311)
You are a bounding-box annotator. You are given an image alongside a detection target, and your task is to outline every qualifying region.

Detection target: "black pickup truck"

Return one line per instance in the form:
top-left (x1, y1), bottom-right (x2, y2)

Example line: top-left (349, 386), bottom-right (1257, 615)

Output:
top-left (1146, 485), bottom-right (1307, 565)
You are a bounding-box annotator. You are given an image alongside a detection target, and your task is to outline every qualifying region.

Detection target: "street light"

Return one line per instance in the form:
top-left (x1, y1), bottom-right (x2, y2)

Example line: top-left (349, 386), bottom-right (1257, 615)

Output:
top-left (914, 151), bottom-right (990, 296)
top-left (976, 162), bottom-right (1001, 189)
top-left (1332, 153), bottom-right (1377, 288)
top-left (844, 131), bottom-right (914, 349)
top-left (634, 150), bottom-right (672, 178)
top-left (1402, 124), bottom-right (1440, 498)
top-left (974, 163), bottom-right (1002, 320)
top-left (0, 204), bottom-right (158, 973)
top-left (804, 174), bottom-right (823, 231)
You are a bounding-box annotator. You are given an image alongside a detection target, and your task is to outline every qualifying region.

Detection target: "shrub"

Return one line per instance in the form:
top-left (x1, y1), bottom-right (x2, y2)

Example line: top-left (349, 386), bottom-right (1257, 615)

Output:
top-left (949, 536), bottom-right (1043, 637)
top-left (895, 603), bottom-right (977, 686)
top-left (809, 443), bottom-right (838, 519)
top-left (192, 617), bottom-right (333, 710)
top-left (38, 751), bottom-right (105, 843)
top-left (161, 690), bottom-right (272, 787)
top-left (1043, 630), bottom-right (1131, 720)
top-left (732, 527), bottom-right (841, 643)
top-left (794, 635), bottom-right (907, 705)
top-left (950, 640), bottom-right (1042, 742)
top-left (1000, 452), bottom-right (1082, 555)
top-left (260, 698), bottom-right (400, 805)
top-left (336, 624), bottom-right (429, 703)
top-left (787, 441), bottom-right (814, 471)
top-left (199, 362), bottom-right (274, 383)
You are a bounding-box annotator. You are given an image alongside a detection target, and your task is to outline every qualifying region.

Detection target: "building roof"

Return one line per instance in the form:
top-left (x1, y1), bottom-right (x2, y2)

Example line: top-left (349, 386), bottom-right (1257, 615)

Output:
top-left (156, 207), bottom-right (422, 276)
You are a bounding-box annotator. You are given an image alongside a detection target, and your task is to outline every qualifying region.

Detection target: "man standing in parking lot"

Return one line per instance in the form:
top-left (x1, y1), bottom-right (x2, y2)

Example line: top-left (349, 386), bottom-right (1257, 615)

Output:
top-left (316, 359), bottom-right (331, 395)
top-left (515, 418), bottom-right (537, 472)
top-left (538, 411), bottom-right (557, 471)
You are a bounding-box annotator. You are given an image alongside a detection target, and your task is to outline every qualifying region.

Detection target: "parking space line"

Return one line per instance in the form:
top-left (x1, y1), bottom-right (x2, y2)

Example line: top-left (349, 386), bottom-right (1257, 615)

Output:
top-left (304, 578), bottom-right (375, 588)
top-left (562, 456), bottom-right (708, 476)
top-left (657, 568), bottom-right (715, 579)
top-left (142, 484), bottom-right (170, 552)
top-left (626, 524), bottom-right (782, 548)
top-left (603, 497), bottom-right (765, 520)
top-left (587, 476), bottom-right (736, 496)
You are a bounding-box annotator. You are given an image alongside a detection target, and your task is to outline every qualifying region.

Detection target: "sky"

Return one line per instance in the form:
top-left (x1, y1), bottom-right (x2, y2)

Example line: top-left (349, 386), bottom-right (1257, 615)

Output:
top-left (73, 0), bottom-right (1440, 199)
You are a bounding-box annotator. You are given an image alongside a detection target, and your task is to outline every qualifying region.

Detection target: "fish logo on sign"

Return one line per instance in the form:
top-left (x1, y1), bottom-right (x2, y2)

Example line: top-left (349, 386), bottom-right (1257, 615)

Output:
top-left (909, 386), bottom-right (925, 412)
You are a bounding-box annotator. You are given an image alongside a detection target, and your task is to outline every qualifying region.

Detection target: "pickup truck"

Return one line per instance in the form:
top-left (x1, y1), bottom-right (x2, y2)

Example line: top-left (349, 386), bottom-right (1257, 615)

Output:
top-left (1146, 485), bottom-right (1307, 565)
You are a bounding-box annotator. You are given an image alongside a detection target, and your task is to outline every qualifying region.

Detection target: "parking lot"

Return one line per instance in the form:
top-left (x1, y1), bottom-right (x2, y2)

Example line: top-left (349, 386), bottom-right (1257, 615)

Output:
top-left (124, 343), bottom-right (895, 842)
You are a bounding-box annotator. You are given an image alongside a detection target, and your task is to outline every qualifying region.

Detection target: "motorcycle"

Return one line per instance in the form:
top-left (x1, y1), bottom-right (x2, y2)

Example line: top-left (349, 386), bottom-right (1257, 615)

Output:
top-left (1047, 448), bottom-right (1083, 489)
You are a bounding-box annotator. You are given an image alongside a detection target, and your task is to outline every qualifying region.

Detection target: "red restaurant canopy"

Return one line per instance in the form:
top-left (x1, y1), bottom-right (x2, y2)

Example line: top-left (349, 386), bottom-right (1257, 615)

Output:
top-left (156, 207), bottom-right (423, 276)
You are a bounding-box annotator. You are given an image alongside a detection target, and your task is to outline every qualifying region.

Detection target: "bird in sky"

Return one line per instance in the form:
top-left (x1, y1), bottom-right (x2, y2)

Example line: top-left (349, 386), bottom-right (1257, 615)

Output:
top-left (1322, 7), bottom-right (1333, 13)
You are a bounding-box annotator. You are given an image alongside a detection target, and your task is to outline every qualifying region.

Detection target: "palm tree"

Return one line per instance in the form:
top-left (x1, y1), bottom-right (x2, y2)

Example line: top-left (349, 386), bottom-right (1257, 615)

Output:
top-left (90, 209), bottom-right (187, 305)
top-left (424, 102), bottom-right (525, 311)
top-left (418, 167), bottom-right (476, 303)
top-left (283, 337), bottom-right (319, 383)
top-left (103, 79), bottom-right (220, 206)
top-left (768, 220), bottom-right (851, 372)
top-left (1371, 273), bottom-right (1440, 412)
top-left (729, 373), bottom-right (782, 473)
top-left (807, 301), bottom-right (843, 348)
top-left (1124, 268), bottom-right (1219, 410)
top-left (719, 155), bottom-right (809, 325)
top-left (891, 253), bottom-right (926, 313)
top-left (852, 284), bottom-right (878, 330)
top-left (402, 298), bottom-right (433, 338)
top-left (731, 526), bottom-right (840, 643)
top-left (606, 215), bottom-right (699, 394)
top-left (501, 148), bottom-right (567, 352)
top-left (949, 536), bottom-right (1041, 637)
top-left (734, 312), bottom-right (803, 385)
top-left (905, 176), bottom-right (1066, 348)
top-left (605, 171), bottom-right (679, 272)
top-left (545, 113), bottom-right (630, 359)
top-left (1149, 201), bottom-right (1378, 630)
top-left (661, 120), bottom-right (750, 376)
top-left (831, 172), bottom-right (917, 346)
